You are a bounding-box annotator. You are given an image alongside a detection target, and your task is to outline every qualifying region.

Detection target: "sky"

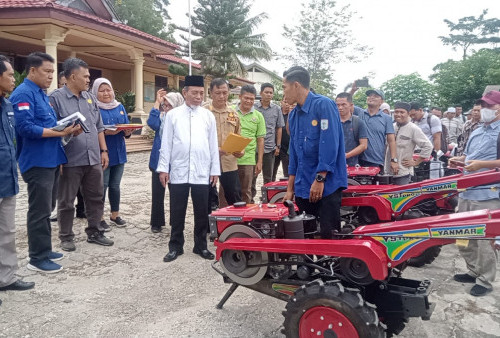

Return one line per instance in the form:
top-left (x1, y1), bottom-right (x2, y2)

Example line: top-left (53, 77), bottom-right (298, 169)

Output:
top-left (168, 0), bottom-right (500, 93)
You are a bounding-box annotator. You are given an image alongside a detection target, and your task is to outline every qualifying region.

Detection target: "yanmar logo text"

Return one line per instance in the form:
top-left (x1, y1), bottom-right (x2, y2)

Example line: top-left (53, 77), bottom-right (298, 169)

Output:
top-left (431, 224), bottom-right (485, 238)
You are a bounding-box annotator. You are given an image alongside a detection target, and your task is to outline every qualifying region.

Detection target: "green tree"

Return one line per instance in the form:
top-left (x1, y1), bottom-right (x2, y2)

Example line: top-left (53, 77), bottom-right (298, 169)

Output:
top-left (430, 49), bottom-right (500, 110)
top-left (115, 0), bottom-right (174, 42)
top-left (381, 73), bottom-right (436, 107)
top-left (283, 0), bottom-right (371, 96)
top-left (439, 9), bottom-right (500, 60)
top-left (352, 88), bottom-right (373, 109)
top-left (175, 0), bottom-right (272, 78)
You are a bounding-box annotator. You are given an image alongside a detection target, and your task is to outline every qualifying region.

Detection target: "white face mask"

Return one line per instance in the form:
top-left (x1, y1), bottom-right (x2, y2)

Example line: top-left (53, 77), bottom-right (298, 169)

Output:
top-left (480, 108), bottom-right (498, 123)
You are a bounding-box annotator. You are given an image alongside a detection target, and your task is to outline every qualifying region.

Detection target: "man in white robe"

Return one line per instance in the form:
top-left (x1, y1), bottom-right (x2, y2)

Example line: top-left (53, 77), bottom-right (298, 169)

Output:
top-left (157, 75), bottom-right (220, 262)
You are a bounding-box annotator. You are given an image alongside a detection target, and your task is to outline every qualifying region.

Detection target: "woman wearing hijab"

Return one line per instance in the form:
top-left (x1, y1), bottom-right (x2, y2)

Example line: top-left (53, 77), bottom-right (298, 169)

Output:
top-left (91, 78), bottom-right (132, 229)
top-left (147, 89), bottom-right (184, 233)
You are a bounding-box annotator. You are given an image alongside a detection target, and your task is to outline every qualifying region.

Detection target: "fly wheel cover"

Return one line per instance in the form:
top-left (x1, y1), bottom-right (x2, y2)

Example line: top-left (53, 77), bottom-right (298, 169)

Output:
top-left (269, 191), bottom-right (287, 203)
top-left (219, 224), bottom-right (269, 286)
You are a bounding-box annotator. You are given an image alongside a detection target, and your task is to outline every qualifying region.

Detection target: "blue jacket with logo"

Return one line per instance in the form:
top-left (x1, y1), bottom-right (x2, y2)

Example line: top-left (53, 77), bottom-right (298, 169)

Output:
top-left (0, 96), bottom-right (18, 198)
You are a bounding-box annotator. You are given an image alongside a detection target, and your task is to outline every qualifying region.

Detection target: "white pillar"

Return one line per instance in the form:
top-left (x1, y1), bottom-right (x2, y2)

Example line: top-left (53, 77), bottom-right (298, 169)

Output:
top-left (132, 57), bottom-right (144, 114)
top-left (43, 25), bottom-right (67, 92)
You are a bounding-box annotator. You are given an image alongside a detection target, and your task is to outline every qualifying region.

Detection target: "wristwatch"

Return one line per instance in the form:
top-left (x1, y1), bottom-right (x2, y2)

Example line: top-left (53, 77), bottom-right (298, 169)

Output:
top-left (391, 158), bottom-right (398, 163)
top-left (275, 144), bottom-right (281, 149)
top-left (100, 149), bottom-right (109, 153)
top-left (315, 174), bottom-right (326, 183)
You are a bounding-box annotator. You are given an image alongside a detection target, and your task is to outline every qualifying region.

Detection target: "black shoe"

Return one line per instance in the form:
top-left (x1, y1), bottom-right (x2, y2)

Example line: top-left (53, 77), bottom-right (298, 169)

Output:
top-left (470, 284), bottom-right (492, 297)
top-left (76, 211), bottom-right (86, 219)
top-left (193, 249), bottom-right (215, 260)
top-left (110, 216), bottom-right (127, 227)
top-left (0, 280), bottom-right (35, 291)
top-left (99, 220), bottom-right (111, 232)
top-left (87, 232), bottom-right (114, 246)
top-left (453, 273), bottom-right (476, 284)
top-left (163, 250), bottom-right (183, 262)
top-left (151, 227), bottom-right (162, 233)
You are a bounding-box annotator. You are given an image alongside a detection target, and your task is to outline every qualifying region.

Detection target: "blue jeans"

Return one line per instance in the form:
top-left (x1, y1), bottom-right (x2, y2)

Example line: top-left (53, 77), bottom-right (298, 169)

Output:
top-left (103, 163), bottom-right (125, 212)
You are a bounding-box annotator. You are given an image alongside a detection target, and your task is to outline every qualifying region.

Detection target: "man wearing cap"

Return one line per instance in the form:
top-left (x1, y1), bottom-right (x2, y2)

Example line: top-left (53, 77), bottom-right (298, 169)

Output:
top-left (380, 102), bottom-right (392, 117)
top-left (410, 102), bottom-right (443, 154)
top-left (448, 90), bottom-right (500, 297)
top-left (158, 75), bottom-right (220, 262)
top-left (282, 66), bottom-right (347, 239)
top-left (385, 102), bottom-right (433, 185)
top-left (441, 107), bottom-right (463, 144)
top-left (358, 89), bottom-right (397, 174)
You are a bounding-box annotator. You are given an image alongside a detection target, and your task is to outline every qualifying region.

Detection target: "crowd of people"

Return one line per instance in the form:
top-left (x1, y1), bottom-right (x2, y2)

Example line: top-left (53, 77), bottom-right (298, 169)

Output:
top-left (0, 53), bottom-right (499, 307)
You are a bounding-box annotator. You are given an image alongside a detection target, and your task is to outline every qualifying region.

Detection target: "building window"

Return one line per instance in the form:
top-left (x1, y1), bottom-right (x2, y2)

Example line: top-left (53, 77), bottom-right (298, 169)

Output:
top-left (155, 75), bottom-right (168, 92)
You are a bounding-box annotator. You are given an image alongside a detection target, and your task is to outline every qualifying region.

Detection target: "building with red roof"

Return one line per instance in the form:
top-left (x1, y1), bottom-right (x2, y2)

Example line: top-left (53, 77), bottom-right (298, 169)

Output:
top-left (0, 0), bottom-right (208, 120)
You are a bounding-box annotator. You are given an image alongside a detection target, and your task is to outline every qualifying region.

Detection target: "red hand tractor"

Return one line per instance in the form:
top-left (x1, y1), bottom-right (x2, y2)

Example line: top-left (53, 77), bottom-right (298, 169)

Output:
top-left (210, 170), bottom-right (500, 338)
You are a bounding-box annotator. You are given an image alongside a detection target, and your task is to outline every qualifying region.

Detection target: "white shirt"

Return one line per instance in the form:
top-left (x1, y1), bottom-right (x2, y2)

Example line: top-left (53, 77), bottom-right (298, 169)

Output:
top-left (157, 103), bottom-right (220, 184)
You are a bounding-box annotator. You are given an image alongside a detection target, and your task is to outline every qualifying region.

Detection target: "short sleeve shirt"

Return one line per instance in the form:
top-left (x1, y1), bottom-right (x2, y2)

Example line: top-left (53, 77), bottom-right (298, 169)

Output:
top-left (358, 109), bottom-right (394, 165)
top-left (49, 86), bottom-right (104, 167)
top-left (235, 106), bottom-right (266, 166)
top-left (461, 120), bottom-right (500, 201)
top-left (254, 101), bottom-right (285, 153)
top-left (204, 102), bottom-right (241, 172)
top-left (413, 112), bottom-right (442, 142)
top-left (342, 115), bottom-right (368, 166)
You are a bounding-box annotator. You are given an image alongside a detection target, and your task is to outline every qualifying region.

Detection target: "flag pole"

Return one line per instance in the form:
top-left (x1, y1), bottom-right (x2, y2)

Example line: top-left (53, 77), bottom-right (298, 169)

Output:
top-left (188, 0), bottom-right (192, 75)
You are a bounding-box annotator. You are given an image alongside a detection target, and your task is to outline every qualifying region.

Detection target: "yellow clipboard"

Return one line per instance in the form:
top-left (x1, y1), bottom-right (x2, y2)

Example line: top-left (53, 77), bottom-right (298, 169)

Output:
top-left (221, 133), bottom-right (252, 153)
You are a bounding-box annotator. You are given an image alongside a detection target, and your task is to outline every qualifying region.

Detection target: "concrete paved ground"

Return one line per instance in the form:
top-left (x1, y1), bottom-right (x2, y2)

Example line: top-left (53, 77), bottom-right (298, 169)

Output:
top-left (0, 151), bottom-right (499, 337)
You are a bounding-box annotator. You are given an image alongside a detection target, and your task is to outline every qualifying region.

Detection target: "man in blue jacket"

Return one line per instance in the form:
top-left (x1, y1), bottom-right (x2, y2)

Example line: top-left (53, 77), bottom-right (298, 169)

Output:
top-left (10, 52), bottom-right (80, 274)
top-left (0, 55), bottom-right (35, 296)
top-left (283, 66), bottom-right (347, 238)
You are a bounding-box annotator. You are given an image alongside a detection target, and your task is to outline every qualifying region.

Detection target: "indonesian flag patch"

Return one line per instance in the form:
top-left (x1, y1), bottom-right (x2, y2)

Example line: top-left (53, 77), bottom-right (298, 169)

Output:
top-left (17, 103), bottom-right (30, 111)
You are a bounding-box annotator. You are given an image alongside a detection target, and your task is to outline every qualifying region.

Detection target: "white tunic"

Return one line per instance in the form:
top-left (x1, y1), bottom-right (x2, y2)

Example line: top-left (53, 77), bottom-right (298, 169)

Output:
top-left (157, 103), bottom-right (220, 184)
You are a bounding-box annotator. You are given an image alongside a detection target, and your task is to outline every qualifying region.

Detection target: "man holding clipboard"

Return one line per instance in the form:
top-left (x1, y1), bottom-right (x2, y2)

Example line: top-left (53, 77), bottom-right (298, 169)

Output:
top-left (204, 78), bottom-right (244, 207)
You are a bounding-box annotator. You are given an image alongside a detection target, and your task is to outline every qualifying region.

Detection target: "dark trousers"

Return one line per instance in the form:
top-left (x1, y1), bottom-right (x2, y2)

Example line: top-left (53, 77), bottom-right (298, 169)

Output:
top-left (359, 159), bottom-right (384, 172)
top-left (103, 163), bottom-right (125, 212)
top-left (58, 165), bottom-right (104, 241)
top-left (75, 188), bottom-right (85, 215)
top-left (272, 151), bottom-right (289, 181)
top-left (21, 167), bottom-right (59, 263)
top-left (219, 170), bottom-right (242, 205)
top-left (252, 152), bottom-right (275, 202)
top-left (295, 189), bottom-right (342, 239)
top-left (168, 183), bottom-right (209, 252)
top-left (150, 170), bottom-right (166, 228)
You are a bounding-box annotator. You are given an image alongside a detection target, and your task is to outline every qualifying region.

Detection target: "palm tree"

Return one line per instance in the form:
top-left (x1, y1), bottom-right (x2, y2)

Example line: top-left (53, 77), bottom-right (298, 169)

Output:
top-left (175, 0), bottom-right (272, 78)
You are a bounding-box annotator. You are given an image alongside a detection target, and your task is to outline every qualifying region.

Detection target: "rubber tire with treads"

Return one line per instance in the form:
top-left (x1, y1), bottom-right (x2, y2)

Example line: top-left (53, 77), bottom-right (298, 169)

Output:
top-left (282, 279), bottom-right (385, 338)
top-left (407, 246), bottom-right (442, 267)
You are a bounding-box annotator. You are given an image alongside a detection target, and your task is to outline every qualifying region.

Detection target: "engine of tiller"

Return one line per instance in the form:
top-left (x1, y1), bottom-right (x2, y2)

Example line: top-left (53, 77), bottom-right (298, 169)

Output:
top-left (210, 201), bottom-right (438, 337)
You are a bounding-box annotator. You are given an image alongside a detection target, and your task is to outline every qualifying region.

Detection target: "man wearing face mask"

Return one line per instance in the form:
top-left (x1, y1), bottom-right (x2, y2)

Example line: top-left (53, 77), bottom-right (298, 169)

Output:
top-left (448, 90), bottom-right (500, 297)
